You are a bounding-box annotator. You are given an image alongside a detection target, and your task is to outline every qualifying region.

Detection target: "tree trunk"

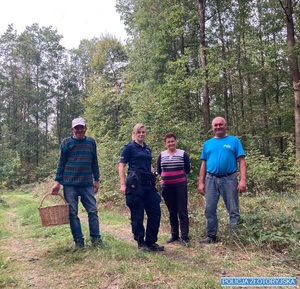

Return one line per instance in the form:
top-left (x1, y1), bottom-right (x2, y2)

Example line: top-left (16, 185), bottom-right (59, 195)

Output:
top-left (198, 0), bottom-right (210, 132)
top-left (281, 0), bottom-right (300, 189)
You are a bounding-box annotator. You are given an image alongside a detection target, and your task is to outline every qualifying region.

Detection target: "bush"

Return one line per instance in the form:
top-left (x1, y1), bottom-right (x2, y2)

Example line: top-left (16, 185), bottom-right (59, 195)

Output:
top-left (0, 150), bottom-right (26, 189)
top-left (233, 192), bottom-right (300, 257)
top-left (246, 148), bottom-right (297, 195)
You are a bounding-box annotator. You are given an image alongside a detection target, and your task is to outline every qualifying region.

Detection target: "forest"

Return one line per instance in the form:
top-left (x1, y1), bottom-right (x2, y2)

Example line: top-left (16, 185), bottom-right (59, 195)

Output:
top-left (0, 0), bottom-right (300, 197)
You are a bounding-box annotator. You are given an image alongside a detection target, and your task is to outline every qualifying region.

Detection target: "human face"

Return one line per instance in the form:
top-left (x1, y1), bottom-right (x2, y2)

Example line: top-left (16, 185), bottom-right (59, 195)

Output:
top-left (133, 128), bottom-right (147, 144)
top-left (212, 117), bottom-right (227, 138)
top-left (165, 137), bottom-right (177, 152)
top-left (72, 125), bottom-right (87, 139)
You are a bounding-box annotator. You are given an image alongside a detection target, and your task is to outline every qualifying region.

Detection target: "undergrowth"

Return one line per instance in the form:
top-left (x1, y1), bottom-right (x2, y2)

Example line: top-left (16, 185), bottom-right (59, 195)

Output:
top-left (0, 183), bottom-right (299, 288)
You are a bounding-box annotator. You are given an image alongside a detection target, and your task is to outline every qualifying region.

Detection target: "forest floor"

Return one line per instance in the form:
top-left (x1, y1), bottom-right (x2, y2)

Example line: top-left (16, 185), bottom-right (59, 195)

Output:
top-left (0, 189), bottom-right (299, 289)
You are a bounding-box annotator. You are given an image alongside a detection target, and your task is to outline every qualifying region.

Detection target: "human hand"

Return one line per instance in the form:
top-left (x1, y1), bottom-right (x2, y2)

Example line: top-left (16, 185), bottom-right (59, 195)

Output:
top-left (93, 181), bottom-right (99, 194)
top-left (237, 179), bottom-right (246, 193)
top-left (51, 182), bottom-right (60, 195)
top-left (120, 184), bottom-right (126, 195)
top-left (198, 182), bottom-right (205, 196)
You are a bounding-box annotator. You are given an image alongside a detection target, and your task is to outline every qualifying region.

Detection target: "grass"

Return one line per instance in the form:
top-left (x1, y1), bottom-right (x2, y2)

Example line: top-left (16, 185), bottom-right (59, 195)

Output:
top-left (0, 186), bottom-right (299, 289)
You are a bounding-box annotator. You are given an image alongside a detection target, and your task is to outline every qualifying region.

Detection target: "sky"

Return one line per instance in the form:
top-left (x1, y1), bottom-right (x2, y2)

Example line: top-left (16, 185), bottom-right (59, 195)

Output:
top-left (0, 0), bottom-right (127, 49)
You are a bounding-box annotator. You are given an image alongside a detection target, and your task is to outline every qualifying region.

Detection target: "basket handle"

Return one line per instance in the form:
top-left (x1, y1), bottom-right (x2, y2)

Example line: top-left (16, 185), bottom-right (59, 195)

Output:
top-left (39, 192), bottom-right (68, 208)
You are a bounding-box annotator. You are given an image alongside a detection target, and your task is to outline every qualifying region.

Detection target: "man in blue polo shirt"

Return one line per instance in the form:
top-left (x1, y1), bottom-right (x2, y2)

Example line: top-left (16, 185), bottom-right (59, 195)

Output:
top-left (198, 116), bottom-right (247, 243)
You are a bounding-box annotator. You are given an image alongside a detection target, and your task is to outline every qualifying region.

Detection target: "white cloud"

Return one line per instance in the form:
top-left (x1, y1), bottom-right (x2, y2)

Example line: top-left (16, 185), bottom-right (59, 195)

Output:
top-left (0, 0), bottom-right (127, 49)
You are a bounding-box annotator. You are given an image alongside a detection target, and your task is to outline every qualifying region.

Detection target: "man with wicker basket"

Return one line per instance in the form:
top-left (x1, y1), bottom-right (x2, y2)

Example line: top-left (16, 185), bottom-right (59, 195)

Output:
top-left (51, 117), bottom-right (104, 249)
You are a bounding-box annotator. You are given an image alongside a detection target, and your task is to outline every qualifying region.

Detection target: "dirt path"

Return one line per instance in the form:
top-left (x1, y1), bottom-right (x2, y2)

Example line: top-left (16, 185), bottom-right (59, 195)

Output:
top-left (0, 199), bottom-right (223, 288)
top-left (1, 193), bottom-right (300, 289)
top-left (1, 210), bottom-right (60, 288)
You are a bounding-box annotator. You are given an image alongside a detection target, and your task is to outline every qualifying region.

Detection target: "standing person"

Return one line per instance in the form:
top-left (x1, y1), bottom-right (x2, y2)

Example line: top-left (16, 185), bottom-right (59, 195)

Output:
top-left (51, 117), bottom-right (104, 249)
top-left (157, 132), bottom-right (191, 247)
top-left (198, 116), bottom-right (247, 244)
top-left (118, 123), bottom-right (164, 251)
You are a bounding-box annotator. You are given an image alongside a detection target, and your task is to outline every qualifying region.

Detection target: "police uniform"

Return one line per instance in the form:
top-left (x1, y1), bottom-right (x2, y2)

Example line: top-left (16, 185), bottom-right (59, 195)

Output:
top-left (119, 141), bottom-right (162, 249)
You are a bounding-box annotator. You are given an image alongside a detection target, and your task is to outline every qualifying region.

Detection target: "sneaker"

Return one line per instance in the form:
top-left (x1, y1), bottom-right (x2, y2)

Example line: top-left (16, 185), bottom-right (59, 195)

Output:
top-left (199, 236), bottom-right (218, 244)
top-left (181, 239), bottom-right (189, 247)
top-left (74, 244), bottom-right (85, 250)
top-left (91, 238), bottom-right (106, 248)
top-left (166, 236), bottom-right (179, 243)
top-left (74, 238), bottom-right (85, 249)
top-left (146, 243), bottom-right (165, 251)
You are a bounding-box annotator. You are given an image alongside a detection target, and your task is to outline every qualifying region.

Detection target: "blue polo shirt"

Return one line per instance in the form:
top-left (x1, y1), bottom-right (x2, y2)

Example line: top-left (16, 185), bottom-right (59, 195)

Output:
top-left (200, 135), bottom-right (245, 175)
top-left (119, 141), bottom-right (153, 176)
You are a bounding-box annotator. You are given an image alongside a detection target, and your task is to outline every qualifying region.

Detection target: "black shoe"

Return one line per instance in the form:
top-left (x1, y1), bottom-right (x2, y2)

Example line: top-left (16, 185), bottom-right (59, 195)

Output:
top-left (181, 239), bottom-right (189, 247)
top-left (146, 243), bottom-right (165, 251)
top-left (138, 243), bottom-right (151, 251)
top-left (199, 236), bottom-right (217, 244)
top-left (137, 239), bottom-right (151, 251)
top-left (166, 236), bottom-right (179, 243)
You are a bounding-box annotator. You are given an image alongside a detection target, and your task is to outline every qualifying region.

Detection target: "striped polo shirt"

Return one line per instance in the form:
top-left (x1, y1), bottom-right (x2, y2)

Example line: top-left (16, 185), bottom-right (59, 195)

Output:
top-left (157, 149), bottom-right (190, 188)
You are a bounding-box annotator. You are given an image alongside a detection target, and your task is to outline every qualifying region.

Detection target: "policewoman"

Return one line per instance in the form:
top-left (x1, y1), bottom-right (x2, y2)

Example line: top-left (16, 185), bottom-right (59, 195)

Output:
top-left (118, 123), bottom-right (164, 251)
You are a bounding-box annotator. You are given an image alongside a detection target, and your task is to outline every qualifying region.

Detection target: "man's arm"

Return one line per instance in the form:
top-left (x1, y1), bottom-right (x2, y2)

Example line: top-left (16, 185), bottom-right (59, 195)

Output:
top-left (52, 145), bottom-right (64, 195)
top-left (237, 156), bottom-right (247, 193)
top-left (198, 160), bottom-right (207, 196)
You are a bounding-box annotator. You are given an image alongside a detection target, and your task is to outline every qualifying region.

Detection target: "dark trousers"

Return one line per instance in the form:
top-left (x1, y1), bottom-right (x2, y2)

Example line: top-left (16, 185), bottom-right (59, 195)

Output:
top-left (162, 185), bottom-right (189, 241)
top-left (126, 182), bottom-right (161, 245)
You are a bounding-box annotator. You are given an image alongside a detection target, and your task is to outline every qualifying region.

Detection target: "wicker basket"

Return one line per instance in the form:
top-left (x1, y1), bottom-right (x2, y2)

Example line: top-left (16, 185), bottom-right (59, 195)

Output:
top-left (38, 193), bottom-right (70, 227)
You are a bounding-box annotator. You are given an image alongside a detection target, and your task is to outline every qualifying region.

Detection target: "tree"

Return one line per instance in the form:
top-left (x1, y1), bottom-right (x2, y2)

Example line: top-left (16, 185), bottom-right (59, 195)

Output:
top-left (0, 24), bottom-right (67, 183)
top-left (16, 24), bottom-right (64, 175)
top-left (280, 0), bottom-right (300, 188)
top-left (198, 0), bottom-right (210, 132)
top-left (83, 35), bottom-right (129, 198)
top-left (84, 35), bottom-right (128, 138)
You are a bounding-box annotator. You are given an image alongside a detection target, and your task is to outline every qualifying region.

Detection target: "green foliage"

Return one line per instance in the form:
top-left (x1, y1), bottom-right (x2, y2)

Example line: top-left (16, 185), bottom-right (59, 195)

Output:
top-left (291, 206), bottom-right (300, 234)
top-left (96, 138), bottom-right (125, 204)
top-left (0, 1), bottom-right (299, 202)
top-left (0, 275), bottom-right (18, 289)
top-left (84, 35), bottom-right (129, 140)
top-left (246, 135), bottom-right (297, 194)
top-left (237, 210), bottom-right (300, 255)
top-left (0, 23), bottom-right (90, 185)
top-left (223, 192), bottom-right (300, 260)
top-left (0, 150), bottom-right (26, 189)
